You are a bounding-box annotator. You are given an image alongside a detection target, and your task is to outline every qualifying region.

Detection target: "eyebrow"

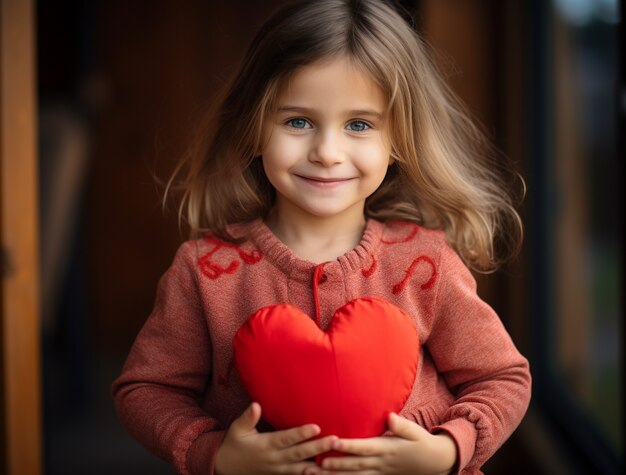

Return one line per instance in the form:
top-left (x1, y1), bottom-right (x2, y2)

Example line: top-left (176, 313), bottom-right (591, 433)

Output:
top-left (276, 106), bottom-right (383, 120)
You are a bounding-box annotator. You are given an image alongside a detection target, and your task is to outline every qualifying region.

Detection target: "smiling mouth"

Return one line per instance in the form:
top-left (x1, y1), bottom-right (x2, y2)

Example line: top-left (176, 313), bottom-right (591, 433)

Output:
top-left (296, 175), bottom-right (355, 184)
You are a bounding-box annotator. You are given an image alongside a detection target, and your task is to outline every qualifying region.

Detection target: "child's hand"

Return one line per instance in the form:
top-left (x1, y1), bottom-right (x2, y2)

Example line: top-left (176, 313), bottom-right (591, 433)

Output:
top-left (303, 413), bottom-right (457, 475)
top-left (215, 402), bottom-right (338, 475)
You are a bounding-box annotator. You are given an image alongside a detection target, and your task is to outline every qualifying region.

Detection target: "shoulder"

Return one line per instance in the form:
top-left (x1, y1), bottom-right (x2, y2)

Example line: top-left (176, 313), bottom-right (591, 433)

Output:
top-left (173, 220), bottom-right (262, 260)
top-left (378, 220), bottom-right (450, 257)
top-left (376, 220), bottom-right (468, 282)
top-left (171, 220), bottom-right (265, 282)
top-left (376, 220), bottom-right (476, 299)
top-left (367, 220), bottom-right (467, 299)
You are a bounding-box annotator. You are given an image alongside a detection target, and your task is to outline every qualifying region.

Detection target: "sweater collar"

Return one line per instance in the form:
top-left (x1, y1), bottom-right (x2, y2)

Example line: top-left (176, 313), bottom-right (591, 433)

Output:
top-left (242, 218), bottom-right (383, 283)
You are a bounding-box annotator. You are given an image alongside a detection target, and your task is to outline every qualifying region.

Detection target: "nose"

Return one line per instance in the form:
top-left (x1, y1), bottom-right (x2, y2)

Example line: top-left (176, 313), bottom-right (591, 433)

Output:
top-left (308, 130), bottom-right (343, 167)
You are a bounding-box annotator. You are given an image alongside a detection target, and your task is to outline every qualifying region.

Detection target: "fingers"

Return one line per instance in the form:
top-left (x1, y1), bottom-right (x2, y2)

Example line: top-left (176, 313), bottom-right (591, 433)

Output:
top-left (304, 465), bottom-right (378, 475)
top-left (269, 423), bottom-right (322, 450)
top-left (222, 405), bottom-right (342, 473)
top-left (229, 402), bottom-right (262, 436)
top-left (329, 437), bottom-right (384, 456)
top-left (280, 435), bottom-right (338, 463)
top-left (320, 455), bottom-right (379, 471)
top-left (387, 412), bottom-right (425, 440)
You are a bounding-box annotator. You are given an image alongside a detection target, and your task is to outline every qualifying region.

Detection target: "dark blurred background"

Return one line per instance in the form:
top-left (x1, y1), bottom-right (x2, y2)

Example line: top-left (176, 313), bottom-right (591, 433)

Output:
top-left (8, 0), bottom-right (621, 473)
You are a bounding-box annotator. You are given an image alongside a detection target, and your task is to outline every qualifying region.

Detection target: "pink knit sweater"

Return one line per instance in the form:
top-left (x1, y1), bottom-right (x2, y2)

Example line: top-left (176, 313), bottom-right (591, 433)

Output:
top-left (112, 218), bottom-right (531, 475)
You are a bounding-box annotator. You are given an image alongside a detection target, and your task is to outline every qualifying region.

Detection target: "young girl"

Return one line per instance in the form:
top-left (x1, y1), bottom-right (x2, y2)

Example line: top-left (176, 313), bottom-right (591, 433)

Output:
top-left (112, 1), bottom-right (531, 474)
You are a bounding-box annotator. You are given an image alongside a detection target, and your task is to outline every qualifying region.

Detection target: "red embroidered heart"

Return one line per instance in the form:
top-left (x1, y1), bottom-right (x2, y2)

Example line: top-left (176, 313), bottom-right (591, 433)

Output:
top-left (233, 296), bottom-right (418, 457)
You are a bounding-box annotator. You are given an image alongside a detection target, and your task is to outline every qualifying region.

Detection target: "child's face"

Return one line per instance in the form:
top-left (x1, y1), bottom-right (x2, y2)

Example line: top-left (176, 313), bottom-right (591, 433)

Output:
top-left (261, 57), bottom-right (392, 225)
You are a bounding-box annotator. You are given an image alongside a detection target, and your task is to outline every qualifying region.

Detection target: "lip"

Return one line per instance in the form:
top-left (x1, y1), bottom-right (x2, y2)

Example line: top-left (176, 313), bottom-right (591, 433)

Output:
top-left (295, 175), bottom-right (355, 188)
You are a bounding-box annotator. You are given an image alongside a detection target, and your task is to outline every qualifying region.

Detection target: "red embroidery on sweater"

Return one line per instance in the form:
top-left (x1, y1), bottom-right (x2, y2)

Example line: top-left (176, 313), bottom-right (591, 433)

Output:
top-left (362, 257), bottom-right (378, 277)
top-left (381, 222), bottom-right (419, 244)
top-left (392, 255), bottom-right (437, 294)
top-left (199, 236), bottom-right (262, 280)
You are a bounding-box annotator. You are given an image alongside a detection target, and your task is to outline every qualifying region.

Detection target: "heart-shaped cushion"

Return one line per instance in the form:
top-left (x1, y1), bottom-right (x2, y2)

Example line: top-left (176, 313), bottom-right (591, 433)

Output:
top-left (233, 296), bottom-right (418, 459)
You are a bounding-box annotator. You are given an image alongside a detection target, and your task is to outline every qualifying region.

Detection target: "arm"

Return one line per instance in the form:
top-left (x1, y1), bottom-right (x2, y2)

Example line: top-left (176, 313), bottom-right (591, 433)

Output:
top-left (111, 242), bottom-right (221, 475)
top-left (425, 242), bottom-right (532, 473)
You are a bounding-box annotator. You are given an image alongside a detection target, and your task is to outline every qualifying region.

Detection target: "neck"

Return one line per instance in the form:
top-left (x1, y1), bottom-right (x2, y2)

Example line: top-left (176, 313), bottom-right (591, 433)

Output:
top-left (265, 205), bottom-right (366, 263)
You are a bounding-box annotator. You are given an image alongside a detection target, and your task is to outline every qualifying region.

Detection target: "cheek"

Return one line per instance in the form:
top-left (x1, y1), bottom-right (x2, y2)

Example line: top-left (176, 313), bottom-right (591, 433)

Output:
top-left (262, 135), bottom-right (303, 169)
top-left (354, 142), bottom-right (392, 178)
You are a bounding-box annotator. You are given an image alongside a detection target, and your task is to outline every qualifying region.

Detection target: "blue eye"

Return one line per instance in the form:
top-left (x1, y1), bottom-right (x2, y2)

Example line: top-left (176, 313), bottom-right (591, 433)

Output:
top-left (287, 118), bottom-right (310, 129)
top-left (347, 121), bottom-right (369, 132)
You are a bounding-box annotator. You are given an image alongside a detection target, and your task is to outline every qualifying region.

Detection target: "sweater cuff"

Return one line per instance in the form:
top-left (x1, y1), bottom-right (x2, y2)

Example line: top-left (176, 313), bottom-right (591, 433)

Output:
top-left (186, 430), bottom-right (227, 475)
top-left (432, 418), bottom-right (477, 474)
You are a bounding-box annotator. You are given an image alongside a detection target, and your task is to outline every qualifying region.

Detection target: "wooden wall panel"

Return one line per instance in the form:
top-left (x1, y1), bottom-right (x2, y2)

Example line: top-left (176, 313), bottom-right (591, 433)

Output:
top-left (0, 0), bottom-right (43, 473)
top-left (86, 1), bottom-right (285, 352)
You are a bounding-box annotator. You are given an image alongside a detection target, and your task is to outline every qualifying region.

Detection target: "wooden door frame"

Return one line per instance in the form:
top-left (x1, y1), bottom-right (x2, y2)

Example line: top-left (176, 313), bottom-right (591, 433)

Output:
top-left (1, 0), bottom-right (43, 473)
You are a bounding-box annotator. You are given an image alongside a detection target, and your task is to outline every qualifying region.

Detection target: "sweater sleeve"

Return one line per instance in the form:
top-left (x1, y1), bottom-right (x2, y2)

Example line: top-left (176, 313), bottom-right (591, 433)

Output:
top-left (427, 242), bottom-right (531, 473)
top-left (111, 242), bottom-right (224, 475)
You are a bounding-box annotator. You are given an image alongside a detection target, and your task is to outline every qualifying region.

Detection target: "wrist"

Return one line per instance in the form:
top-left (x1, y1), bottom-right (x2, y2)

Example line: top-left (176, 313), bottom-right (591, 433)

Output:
top-left (214, 441), bottom-right (228, 475)
top-left (433, 432), bottom-right (458, 474)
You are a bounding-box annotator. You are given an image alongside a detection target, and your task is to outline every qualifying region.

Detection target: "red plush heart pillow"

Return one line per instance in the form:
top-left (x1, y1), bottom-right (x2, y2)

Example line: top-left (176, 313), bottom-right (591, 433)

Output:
top-left (233, 296), bottom-right (418, 458)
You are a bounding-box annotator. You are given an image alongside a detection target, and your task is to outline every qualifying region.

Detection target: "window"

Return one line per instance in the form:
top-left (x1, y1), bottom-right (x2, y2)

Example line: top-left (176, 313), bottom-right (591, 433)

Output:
top-left (530, 0), bottom-right (621, 472)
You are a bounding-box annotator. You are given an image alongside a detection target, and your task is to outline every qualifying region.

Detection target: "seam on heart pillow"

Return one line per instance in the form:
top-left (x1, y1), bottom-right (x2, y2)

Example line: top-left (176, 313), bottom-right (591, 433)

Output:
top-left (233, 296), bottom-right (419, 449)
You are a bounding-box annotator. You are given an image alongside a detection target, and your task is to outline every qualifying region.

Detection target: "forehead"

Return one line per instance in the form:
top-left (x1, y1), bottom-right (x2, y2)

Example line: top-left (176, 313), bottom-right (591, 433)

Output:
top-left (275, 57), bottom-right (387, 114)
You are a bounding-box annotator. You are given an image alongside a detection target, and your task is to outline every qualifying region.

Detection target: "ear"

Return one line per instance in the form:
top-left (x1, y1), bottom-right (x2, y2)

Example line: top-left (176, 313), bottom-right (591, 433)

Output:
top-left (388, 155), bottom-right (395, 166)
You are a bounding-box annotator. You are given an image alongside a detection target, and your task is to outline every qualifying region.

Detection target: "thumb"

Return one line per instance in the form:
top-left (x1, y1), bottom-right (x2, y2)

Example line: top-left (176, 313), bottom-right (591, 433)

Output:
top-left (230, 402), bottom-right (262, 435)
top-left (387, 412), bottom-right (425, 441)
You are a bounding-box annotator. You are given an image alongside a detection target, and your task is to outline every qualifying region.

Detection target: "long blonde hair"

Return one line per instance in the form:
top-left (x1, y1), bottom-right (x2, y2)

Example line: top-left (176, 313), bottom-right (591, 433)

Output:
top-left (166, 0), bottom-right (524, 271)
